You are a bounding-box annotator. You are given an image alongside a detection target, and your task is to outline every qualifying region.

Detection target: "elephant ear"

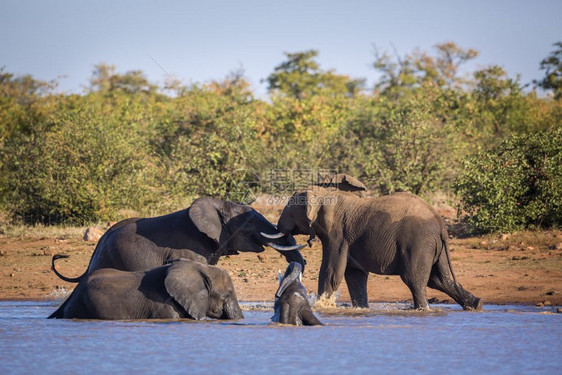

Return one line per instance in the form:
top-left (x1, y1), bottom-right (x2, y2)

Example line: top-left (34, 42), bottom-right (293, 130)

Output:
top-left (314, 174), bottom-right (367, 193)
top-left (164, 261), bottom-right (210, 320)
top-left (189, 197), bottom-right (225, 244)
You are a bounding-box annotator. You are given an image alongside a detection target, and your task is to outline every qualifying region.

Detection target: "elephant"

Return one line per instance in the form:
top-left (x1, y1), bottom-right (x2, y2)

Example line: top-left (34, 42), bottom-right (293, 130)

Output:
top-left (48, 258), bottom-right (244, 320)
top-left (275, 174), bottom-right (483, 311)
top-left (272, 262), bottom-right (322, 326)
top-left (53, 196), bottom-right (306, 284)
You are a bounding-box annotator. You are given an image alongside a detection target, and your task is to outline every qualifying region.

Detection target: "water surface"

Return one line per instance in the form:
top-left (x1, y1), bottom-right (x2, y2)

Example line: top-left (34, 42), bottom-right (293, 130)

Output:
top-left (1, 301), bottom-right (560, 374)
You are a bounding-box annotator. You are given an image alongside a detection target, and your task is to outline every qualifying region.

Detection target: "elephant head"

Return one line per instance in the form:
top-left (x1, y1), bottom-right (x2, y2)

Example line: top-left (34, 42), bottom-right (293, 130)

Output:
top-left (164, 260), bottom-right (243, 320)
top-left (188, 197), bottom-right (306, 266)
top-left (277, 174), bottom-right (367, 243)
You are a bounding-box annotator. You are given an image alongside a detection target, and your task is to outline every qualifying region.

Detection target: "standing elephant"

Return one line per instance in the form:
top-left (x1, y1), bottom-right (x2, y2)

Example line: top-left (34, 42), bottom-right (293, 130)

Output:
top-left (48, 259), bottom-right (244, 320)
top-left (53, 196), bottom-right (305, 283)
top-left (272, 262), bottom-right (323, 326)
top-left (275, 174), bottom-right (482, 311)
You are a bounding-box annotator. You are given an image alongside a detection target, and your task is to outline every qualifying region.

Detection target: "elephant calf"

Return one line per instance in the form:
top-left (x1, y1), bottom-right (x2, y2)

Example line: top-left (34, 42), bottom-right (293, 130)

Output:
top-left (272, 262), bottom-right (323, 326)
top-left (48, 259), bottom-right (244, 320)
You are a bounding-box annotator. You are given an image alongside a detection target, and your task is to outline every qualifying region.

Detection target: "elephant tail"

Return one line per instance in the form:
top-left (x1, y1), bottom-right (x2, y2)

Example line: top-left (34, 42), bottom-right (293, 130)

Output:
top-left (51, 254), bottom-right (84, 283)
top-left (441, 230), bottom-right (463, 295)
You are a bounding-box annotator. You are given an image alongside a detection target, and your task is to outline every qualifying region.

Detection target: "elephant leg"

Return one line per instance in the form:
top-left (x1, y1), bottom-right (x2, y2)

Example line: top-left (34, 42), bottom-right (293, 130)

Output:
top-left (318, 242), bottom-right (348, 299)
top-left (344, 266), bottom-right (369, 308)
top-left (427, 255), bottom-right (483, 311)
top-left (401, 275), bottom-right (430, 310)
top-left (399, 246), bottom-right (432, 310)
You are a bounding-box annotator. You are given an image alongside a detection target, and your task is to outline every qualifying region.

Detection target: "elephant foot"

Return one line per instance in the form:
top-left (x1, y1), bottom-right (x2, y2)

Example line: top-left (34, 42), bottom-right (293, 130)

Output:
top-left (350, 299), bottom-right (369, 309)
top-left (351, 303), bottom-right (369, 309)
top-left (462, 297), bottom-right (483, 311)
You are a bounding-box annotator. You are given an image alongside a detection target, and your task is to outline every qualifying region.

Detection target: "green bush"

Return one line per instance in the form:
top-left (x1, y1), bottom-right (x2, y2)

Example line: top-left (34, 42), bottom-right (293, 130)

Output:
top-left (1, 44), bottom-right (562, 226)
top-left (1, 98), bottom-right (162, 224)
top-left (454, 128), bottom-right (562, 233)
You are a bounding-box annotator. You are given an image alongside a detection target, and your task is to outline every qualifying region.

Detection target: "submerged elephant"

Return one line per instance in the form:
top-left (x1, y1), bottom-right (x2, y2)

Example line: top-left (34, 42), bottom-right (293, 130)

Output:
top-left (53, 197), bottom-right (305, 284)
top-left (275, 174), bottom-right (482, 311)
top-left (272, 262), bottom-right (322, 326)
top-left (49, 258), bottom-right (244, 320)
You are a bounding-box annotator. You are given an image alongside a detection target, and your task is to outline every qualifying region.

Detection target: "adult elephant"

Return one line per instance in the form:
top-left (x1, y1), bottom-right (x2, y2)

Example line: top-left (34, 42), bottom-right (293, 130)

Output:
top-left (53, 197), bottom-right (305, 283)
top-left (274, 174), bottom-right (482, 311)
top-left (48, 258), bottom-right (244, 320)
top-left (272, 262), bottom-right (323, 326)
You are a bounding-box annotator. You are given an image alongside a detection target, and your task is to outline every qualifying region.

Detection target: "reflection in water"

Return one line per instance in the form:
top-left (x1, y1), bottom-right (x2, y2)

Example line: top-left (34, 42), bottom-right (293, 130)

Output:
top-left (0, 301), bottom-right (560, 374)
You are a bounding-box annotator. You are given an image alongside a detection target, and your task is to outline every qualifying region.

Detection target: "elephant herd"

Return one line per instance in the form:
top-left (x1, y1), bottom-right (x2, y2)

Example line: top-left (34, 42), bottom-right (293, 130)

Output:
top-left (49, 174), bottom-right (482, 325)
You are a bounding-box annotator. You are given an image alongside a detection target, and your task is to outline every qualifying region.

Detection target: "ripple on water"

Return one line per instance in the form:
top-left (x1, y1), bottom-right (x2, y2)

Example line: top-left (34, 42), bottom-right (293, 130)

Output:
top-left (0, 301), bottom-right (560, 374)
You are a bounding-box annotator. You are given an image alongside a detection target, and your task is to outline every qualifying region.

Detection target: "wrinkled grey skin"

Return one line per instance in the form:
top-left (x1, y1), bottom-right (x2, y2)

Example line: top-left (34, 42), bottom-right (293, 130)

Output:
top-left (272, 262), bottom-right (322, 326)
top-left (53, 197), bottom-right (305, 284)
top-left (277, 178), bottom-right (482, 311)
top-left (48, 259), bottom-right (244, 320)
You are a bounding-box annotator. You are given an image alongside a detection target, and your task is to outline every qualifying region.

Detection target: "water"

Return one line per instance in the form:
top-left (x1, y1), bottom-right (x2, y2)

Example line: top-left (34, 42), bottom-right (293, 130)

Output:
top-left (1, 301), bottom-right (560, 374)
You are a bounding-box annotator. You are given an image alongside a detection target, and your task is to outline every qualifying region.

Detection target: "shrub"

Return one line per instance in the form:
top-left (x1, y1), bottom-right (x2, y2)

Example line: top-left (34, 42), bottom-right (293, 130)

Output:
top-left (454, 128), bottom-right (562, 233)
top-left (1, 98), bottom-right (162, 224)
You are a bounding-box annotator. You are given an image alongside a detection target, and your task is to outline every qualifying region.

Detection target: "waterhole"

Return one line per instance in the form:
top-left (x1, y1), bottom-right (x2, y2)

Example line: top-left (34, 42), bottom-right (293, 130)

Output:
top-left (0, 301), bottom-right (560, 374)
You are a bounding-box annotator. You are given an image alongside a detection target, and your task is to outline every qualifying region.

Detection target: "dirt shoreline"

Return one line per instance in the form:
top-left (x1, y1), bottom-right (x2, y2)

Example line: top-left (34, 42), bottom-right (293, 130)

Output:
top-left (1, 200), bottom-right (562, 307)
top-left (1, 226), bottom-right (561, 307)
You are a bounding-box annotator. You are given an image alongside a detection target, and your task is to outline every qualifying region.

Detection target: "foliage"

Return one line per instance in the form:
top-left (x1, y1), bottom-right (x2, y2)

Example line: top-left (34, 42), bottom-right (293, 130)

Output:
top-left (372, 42), bottom-right (478, 99)
top-left (454, 128), bottom-right (562, 233)
top-left (354, 95), bottom-right (458, 195)
top-left (0, 42), bottom-right (561, 232)
top-left (266, 50), bottom-right (365, 99)
top-left (1, 96), bottom-right (162, 224)
top-left (535, 41), bottom-right (562, 100)
top-left (0, 68), bottom-right (58, 141)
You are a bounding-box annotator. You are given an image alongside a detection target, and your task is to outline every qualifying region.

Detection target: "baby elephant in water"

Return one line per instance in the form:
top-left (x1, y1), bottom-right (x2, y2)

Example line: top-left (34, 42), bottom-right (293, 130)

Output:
top-left (272, 262), bottom-right (322, 326)
top-left (48, 258), bottom-right (244, 320)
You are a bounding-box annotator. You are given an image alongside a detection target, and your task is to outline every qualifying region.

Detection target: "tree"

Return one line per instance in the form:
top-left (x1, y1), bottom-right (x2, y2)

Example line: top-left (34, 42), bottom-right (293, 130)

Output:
top-left (417, 42), bottom-right (478, 88)
top-left (0, 68), bottom-right (56, 139)
top-left (535, 41), bottom-right (562, 99)
top-left (90, 63), bottom-right (158, 94)
top-left (471, 65), bottom-right (525, 139)
top-left (266, 50), bottom-right (364, 99)
top-left (373, 42), bottom-right (478, 98)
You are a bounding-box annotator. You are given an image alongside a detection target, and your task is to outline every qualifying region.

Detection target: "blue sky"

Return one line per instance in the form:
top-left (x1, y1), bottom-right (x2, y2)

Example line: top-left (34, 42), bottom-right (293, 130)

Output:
top-left (1, 0), bottom-right (561, 96)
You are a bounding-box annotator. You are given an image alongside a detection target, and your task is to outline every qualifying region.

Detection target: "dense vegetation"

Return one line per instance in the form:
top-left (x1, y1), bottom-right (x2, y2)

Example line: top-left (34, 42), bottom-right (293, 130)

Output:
top-left (1, 42), bottom-right (561, 232)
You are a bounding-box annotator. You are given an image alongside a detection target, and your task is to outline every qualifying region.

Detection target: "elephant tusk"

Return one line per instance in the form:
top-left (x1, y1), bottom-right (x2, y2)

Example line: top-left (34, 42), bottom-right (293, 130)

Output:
top-left (260, 231), bottom-right (286, 239)
top-left (267, 243), bottom-right (306, 252)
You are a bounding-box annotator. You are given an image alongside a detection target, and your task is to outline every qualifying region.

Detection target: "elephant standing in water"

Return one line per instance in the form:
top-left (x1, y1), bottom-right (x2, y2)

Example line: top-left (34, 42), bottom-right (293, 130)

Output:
top-left (53, 197), bottom-right (305, 283)
top-left (49, 259), bottom-right (244, 320)
top-left (274, 174), bottom-right (482, 311)
top-left (272, 262), bottom-right (323, 326)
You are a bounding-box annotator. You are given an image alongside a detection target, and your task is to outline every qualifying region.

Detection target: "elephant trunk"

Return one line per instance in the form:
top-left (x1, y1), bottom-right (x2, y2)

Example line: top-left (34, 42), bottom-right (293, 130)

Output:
top-left (306, 226), bottom-right (316, 247)
top-left (279, 248), bottom-right (306, 273)
top-left (275, 262), bottom-right (303, 298)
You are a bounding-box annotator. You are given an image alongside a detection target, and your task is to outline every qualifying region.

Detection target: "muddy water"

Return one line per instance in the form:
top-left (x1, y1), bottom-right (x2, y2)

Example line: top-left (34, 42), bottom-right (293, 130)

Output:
top-left (0, 301), bottom-right (560, 374)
